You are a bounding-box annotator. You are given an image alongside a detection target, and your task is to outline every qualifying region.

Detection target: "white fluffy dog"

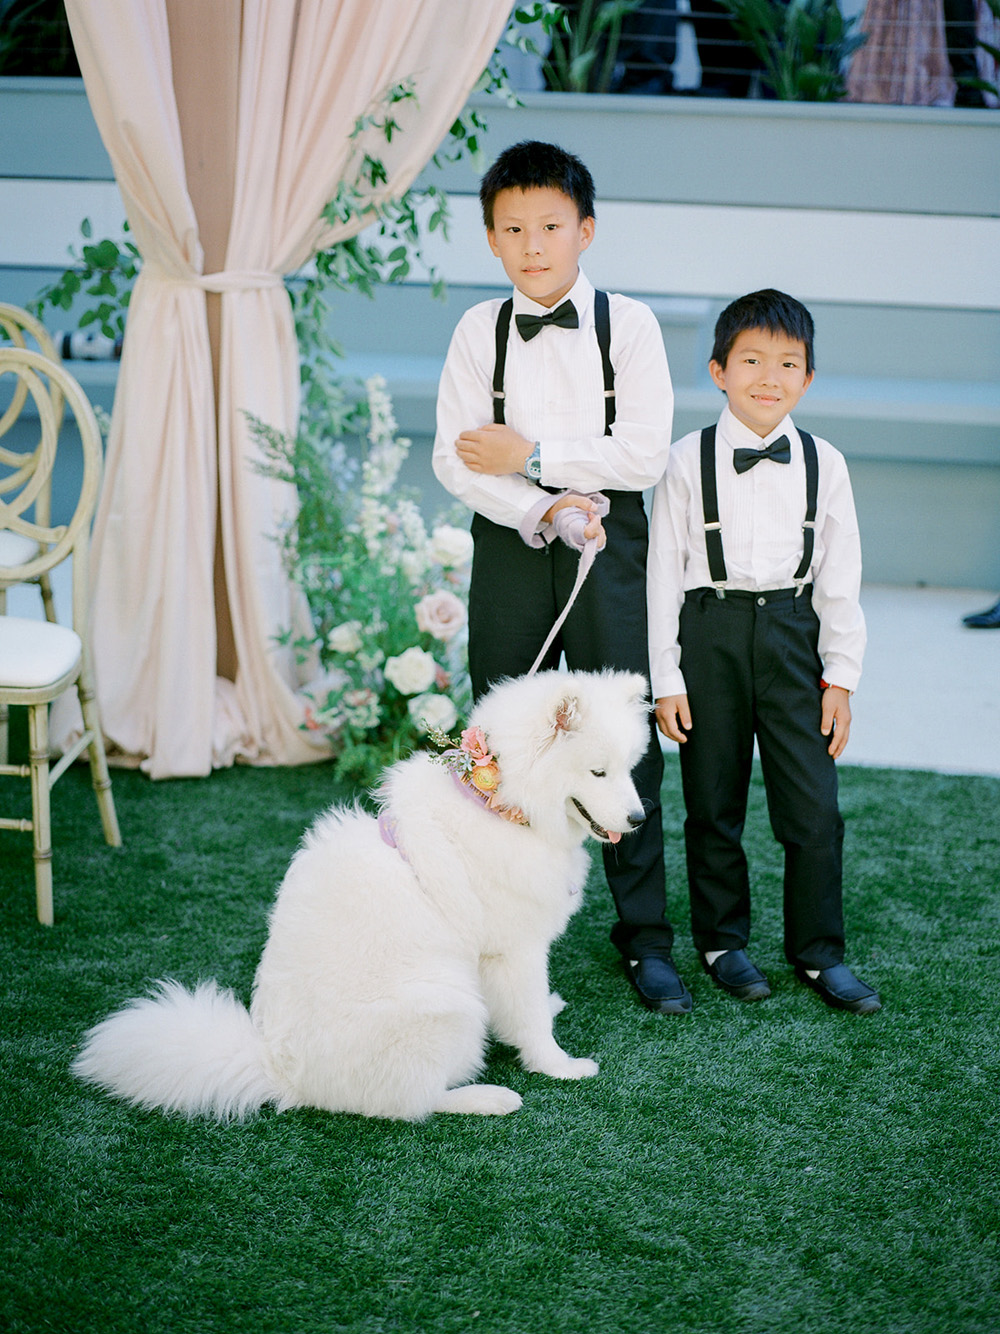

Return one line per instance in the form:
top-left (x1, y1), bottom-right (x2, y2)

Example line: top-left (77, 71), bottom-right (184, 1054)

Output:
top-left (73, 669), bottom-right (651, 1121)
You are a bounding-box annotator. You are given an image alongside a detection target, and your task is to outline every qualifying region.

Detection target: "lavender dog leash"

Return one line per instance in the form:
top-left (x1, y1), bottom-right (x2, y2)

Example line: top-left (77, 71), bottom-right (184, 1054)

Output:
top-left (526, 496), bottom-right (608, 677)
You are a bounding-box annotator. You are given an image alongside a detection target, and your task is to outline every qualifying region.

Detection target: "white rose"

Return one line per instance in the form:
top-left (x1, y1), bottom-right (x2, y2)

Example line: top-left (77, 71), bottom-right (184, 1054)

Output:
top-left (384, 646), bottom-right (437, 696)
top-left (408, 692), bottom-right (457, 734)
top-left (415, 590), bottom-right (467, 643)
top-left (429, 524), bottom-right (473, 569)
top-left (327, 620), bottom-right (363, 654)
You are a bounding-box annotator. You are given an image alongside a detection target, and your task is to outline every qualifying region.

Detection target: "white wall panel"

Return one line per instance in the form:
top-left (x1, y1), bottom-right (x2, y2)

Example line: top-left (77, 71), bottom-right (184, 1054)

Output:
top-left (417, 196), bottom-right (1000, 312)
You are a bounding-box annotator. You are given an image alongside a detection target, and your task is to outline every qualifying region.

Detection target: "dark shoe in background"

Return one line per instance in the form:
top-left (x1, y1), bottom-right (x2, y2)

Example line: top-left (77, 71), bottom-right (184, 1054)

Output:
top-left (795, 963), bottom-right (882, 1015)
top-left (626, 953), bottom-right (693, 1015)
top-left (702, 949), bottom-right (771, 1001)
top-left (962, 598), bottom-right (1000, 628)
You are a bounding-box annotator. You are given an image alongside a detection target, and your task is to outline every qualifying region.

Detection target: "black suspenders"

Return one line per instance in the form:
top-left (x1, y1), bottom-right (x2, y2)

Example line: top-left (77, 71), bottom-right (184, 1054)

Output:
top-left (593, 290), bottom-right (615, 435)
top-left (796, 430), bottom-right (819, 584)
top-left (492, 299), bottom-right (513, 425)
top-left (699, 424), bottom-right (819, 595)
top-left (700, 425), bottom-right (727, 587)
top-left (492, 291), bottom-right (615, 435)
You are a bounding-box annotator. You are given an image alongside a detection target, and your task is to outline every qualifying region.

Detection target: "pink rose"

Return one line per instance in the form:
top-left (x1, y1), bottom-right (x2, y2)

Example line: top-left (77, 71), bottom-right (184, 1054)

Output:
top-left (460, 726), bottom-right (493, 767)
top-left (415, 590), bottom-right (467, 643)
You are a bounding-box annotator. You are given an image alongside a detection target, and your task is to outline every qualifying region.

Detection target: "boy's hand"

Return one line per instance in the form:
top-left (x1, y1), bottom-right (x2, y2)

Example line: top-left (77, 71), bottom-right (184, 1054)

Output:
top-left (655, 695), bottom-right (691, 743)
top-left (821, 685), bottom-right (851, 758)
top-left (542, 493), bottom-right (606, 549)
top-left (456, 423), bottom-right (533, 475)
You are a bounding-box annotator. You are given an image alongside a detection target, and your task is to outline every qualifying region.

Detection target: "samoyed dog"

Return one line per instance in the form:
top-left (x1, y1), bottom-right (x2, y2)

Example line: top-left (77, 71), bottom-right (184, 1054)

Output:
top-left (73, 669), bottom-right (651, 1121)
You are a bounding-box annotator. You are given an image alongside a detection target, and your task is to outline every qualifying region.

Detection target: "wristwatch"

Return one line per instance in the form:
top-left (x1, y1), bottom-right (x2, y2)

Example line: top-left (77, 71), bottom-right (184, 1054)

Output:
top-left (522, 440), bottom-right (542, 481)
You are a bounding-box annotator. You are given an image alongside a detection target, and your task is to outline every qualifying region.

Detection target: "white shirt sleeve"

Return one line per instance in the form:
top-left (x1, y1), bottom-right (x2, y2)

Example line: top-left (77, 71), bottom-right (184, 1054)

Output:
top-left (812, 446), bottom-right (867, 692)
top-left (432, 302), bottom-right (548, 532)
top-left (647, 434), bottom-right (697, 698)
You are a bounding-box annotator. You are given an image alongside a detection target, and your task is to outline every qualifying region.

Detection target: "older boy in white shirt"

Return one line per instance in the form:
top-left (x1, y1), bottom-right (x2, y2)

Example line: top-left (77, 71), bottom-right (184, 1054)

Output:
top-left (648, 289), bottom-right (880, 1014)
top-left (434, 140), bottom-right (691, 1015)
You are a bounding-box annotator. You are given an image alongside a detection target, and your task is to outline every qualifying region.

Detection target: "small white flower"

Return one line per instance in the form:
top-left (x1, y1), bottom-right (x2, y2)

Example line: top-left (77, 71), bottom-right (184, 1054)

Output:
top-left (357, 647), bottom-right (385, 672)
top-left (429, 524), bottom-right (473, 569)
top-left (397, 499), bottom-right (428, 550)
top-left (400, 549), bottom-right (427, 585)
top-left (342, 688), bottom-right (381, 730)
top-left (327, 620), bottom-right (363, 655)
top-left (409, 692), bottom-right (457, 734)
top-left (415, 590), bottom-right (467, 643)
top-left (384, 646), bottom-right (437, 696)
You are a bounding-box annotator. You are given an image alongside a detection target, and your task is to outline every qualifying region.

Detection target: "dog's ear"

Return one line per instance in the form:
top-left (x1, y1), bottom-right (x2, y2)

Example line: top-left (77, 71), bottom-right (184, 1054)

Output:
top-left (553, 695), bottom-right (580, 735)
top-left (623, 672), bottom-right (650, 708)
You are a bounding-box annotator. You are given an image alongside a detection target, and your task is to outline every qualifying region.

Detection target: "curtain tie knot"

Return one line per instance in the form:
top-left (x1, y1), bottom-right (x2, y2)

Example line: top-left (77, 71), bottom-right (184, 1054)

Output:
top-left (145, 267), bottom-right (283, 293)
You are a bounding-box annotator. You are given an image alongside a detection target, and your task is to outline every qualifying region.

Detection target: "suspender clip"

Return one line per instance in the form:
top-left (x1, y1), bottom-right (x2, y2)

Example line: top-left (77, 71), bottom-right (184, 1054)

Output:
top-left (714, 585), bottom-right (727, 599)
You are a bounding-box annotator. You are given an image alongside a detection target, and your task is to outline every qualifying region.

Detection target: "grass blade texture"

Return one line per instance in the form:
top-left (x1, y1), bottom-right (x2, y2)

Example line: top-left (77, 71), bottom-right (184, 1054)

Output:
top-left (2, 720), bottom-right (998, 1334)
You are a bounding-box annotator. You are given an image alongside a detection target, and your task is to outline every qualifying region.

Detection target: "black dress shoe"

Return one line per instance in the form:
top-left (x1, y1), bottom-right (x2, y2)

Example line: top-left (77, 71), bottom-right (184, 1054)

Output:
top-left (626, 953), bottom-right (693, 1014)
top-left (962, 598), bottom-right (1000, 628)
top-left (702, 949), bottom-right (771, 1001)
top-left (795, 963), bottom-right (881, 1014)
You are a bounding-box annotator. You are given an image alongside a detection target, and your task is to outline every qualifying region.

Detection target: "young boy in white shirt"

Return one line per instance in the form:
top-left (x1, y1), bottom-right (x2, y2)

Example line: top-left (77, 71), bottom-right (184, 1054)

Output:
top-left (434, 140), bottom-right (692, 1015)
top-left (647, 289), bottom-right (881, 1014)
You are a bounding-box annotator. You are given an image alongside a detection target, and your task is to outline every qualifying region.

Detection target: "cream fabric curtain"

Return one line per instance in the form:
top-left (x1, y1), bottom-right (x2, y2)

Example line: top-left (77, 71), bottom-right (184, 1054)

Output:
top-left (61, 0), bottom-right (511, 777)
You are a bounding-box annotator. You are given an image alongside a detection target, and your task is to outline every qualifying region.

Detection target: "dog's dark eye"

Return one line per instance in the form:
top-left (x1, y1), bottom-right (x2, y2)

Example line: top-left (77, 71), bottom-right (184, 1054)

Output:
top-left (591, 768), bottom-right (606, 778)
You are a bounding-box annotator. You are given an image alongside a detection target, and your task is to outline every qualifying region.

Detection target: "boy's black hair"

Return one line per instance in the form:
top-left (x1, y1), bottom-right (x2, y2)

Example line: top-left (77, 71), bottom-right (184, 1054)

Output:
top-left (711, 289), bottom-right (816, 374)
top-left (479, 140), bottom-right (595, 230)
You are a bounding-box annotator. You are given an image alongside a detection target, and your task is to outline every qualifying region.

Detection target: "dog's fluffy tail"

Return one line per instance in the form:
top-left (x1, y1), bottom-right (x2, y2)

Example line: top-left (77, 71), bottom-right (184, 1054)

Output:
top-left (72, 979), bottom-right (280, 1121)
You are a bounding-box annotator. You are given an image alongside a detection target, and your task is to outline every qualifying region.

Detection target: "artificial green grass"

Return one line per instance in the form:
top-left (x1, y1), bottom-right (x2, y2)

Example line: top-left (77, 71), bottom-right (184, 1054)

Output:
top-left (2, 721), bottom-right (998, 1334)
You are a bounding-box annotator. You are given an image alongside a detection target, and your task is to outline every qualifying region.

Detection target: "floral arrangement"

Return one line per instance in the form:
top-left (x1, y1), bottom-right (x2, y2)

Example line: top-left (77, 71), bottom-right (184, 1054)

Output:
top-left (429, 725), bottom-right (527, 826)
top-left (252, 375), bottom-right (473, 788)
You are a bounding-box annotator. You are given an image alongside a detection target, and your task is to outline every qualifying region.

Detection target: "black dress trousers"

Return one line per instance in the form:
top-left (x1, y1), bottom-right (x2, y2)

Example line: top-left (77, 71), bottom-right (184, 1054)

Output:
top-left (467, 492), bottom-right (673, 958)
top-left (676, 586), bottom-right (846, 969)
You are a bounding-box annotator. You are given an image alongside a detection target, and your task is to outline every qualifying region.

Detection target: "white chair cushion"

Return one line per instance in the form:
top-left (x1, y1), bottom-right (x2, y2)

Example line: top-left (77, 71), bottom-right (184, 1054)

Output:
top-left (0, 616), bottom-right (81, 687)
top-left (0, 530), bottom-right (40, 569)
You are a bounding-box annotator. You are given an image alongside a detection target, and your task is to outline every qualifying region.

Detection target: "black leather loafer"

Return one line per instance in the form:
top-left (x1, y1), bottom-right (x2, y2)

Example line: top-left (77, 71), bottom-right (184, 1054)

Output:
top-left (626, 953), bottom-right (693, 1015)
top-left (795, 963), bottom-right (881, 1014)
top-left (702, 949), bottom-right (771, 1001)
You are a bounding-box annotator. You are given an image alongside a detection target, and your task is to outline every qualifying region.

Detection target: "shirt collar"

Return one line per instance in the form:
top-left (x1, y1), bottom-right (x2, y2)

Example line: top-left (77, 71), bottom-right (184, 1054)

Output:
top-left (511, 269), bottom-right (594, 321)
top-left (719, 403), bottom-right (795, 451)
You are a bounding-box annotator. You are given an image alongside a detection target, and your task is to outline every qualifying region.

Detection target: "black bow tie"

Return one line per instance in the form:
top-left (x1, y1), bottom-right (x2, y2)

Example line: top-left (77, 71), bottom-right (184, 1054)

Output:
top-left (733, 435), bottom-right (791, 474)
top-left (515, 299), bottom-right (579, 342)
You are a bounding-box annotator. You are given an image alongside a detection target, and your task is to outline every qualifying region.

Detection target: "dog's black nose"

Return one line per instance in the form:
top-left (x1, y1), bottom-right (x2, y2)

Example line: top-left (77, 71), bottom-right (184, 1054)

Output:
top-left (627, 809), bottom-right (645, 829)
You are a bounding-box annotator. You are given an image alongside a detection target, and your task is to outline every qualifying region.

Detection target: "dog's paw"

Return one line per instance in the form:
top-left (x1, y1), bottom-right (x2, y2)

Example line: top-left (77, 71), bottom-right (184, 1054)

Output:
top-left (559, 1055), bottom-right (599, 1080)
top-left (434, 1083), bottom-right (523, 1116)
top-left (528, 1053), bottom-right (599, 1081)
top-left (549, 991), bottom-right (567, 1017)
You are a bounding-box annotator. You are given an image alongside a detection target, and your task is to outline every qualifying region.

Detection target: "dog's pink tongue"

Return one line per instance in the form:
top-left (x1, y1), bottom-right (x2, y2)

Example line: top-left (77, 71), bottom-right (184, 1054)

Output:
top-left (608, 830), bottom-right (622, 844)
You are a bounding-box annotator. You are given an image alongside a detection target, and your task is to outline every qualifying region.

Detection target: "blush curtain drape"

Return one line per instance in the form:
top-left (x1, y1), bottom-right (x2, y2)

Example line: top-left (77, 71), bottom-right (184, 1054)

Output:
top-left (60, 0), bottom-right (510, 777)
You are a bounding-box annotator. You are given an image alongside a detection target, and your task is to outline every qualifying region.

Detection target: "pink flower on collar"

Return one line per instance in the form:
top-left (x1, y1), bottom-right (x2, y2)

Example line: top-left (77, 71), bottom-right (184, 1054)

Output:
top-left (460, 726), bottom-right (493, 767)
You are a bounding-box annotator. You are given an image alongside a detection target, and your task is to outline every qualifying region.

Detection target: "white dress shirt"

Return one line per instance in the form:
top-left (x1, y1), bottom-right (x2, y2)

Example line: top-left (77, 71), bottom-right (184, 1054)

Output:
top-left (433, 270), bottom-right (673, 537)
top-left (647, 404), bottom-right (866, 697)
